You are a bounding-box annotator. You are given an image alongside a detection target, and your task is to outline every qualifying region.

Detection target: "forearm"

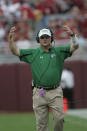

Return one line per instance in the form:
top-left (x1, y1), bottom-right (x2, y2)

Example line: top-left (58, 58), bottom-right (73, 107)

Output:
top-left (9, 40), bottom-right (20, 56)
top-left (8, 29), bottom-right (20, 56)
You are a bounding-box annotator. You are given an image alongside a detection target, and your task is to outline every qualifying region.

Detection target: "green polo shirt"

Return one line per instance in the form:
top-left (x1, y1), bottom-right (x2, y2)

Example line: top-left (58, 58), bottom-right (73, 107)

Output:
top-left (19, 45), bottom-right (72, 87)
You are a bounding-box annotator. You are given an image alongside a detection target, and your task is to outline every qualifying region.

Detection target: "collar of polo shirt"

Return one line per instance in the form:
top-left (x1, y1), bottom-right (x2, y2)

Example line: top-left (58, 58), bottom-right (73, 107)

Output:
top-left (39, 46), bottom-right (54, 54)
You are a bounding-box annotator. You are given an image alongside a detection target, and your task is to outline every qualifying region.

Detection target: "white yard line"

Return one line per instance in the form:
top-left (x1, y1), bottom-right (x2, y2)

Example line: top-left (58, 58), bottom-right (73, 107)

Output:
top-left (66, 109), bottom-right (87, 119)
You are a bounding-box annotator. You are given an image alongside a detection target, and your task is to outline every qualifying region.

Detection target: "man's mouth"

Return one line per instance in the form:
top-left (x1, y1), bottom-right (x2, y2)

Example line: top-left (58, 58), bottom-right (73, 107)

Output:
top-left (43, 41), bottom-right (47, 43)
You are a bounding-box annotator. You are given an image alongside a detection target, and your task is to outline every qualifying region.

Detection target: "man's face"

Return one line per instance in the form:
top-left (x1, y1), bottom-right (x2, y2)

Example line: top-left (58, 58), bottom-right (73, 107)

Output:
top-left (39, 35), bottom-right (51, 47)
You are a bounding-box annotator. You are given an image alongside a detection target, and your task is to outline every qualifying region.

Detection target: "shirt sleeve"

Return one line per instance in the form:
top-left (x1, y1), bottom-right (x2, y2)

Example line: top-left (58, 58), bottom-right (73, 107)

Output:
top-left (19, 48), bottom-right (35, 63)
top-left (55, 45), bottom-right (72, 60)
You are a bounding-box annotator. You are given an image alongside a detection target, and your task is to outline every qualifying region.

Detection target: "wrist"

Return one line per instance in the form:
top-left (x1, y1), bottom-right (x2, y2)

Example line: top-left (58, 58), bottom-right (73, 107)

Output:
top-left (8, 38), bottom-right (14, 43)
top-left (70, 35), bottom-right (78, 45)
top-left (70, 32), bottom-right (75, 37)
top-left (8, 36), bottom-right (14, 43)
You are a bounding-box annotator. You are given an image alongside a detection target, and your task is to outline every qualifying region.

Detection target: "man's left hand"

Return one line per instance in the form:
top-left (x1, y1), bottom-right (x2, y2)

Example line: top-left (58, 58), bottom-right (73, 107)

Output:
top-left (63, 25), bottom-right (75, 36)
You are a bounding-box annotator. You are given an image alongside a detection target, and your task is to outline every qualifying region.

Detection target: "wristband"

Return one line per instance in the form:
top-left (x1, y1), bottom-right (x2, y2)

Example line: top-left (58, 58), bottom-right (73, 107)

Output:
top-left (70, 32), bottom-right (75, 37)
top-left (71, 34), bottom-right (78, 45)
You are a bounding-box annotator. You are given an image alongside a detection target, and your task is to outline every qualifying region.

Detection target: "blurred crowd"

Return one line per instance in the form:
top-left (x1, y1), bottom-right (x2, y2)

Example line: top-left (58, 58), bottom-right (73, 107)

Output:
top-left (0, 0), bottom-right (87, 44)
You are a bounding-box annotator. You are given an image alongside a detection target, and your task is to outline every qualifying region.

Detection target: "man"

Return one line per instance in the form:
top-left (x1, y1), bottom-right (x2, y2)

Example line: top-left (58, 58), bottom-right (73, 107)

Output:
top-left (8, 26), bottom-right (79, 131)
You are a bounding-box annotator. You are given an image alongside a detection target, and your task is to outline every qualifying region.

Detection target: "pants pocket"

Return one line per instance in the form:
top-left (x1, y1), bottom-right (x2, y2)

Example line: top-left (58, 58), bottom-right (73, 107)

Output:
top-left (33, 87), bottom-right (37, 96)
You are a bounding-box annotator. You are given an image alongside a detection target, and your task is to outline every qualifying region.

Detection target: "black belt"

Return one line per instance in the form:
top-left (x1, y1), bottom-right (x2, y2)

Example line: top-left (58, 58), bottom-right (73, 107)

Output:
top-left (34, 84), bottom-right (59, 90)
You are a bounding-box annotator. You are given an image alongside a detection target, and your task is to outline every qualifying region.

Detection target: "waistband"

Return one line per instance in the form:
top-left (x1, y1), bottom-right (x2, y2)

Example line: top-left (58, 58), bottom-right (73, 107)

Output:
top-left (34, 84), bottom-right (59, 90)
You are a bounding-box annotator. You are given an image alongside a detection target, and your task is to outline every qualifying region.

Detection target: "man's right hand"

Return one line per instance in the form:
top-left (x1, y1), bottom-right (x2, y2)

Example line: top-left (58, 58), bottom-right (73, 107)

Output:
top-left (8, 26), bottom-right (16, 42)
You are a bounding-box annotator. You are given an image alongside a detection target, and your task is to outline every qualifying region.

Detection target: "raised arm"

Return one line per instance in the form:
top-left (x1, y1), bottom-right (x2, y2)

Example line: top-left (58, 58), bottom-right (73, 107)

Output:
top-left (8, 26), bottom-right (20, 56)
top-left (63, 25), bottom-right (79, 53)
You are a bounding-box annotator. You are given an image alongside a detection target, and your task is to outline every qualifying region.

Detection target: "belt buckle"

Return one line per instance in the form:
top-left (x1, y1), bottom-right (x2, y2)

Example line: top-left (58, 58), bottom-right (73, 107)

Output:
top-left (38, 86), bottom-right (42, 89)
top-left (53, 86), bottom-right (55, 89)
top-left (53, 85), bottom-right (57, 89)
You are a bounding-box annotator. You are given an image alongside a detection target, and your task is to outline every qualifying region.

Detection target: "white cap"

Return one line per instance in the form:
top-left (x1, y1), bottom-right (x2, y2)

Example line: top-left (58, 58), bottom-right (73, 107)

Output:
top-left (38, 29), bottom-right (51, 37)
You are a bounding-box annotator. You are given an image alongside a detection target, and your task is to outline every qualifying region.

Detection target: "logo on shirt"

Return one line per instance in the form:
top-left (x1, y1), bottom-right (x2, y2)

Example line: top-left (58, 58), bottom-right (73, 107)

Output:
top-left (40, 56), bottom-right (43, 59)
top-left (51, 54), bottom-right (56, 58)
top-left (40, 54), bottom-right (56, 59)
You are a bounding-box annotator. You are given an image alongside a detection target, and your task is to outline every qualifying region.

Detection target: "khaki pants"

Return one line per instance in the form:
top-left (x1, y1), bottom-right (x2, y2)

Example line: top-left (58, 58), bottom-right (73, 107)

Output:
top-left (33, 86), bottom-right (64, 131)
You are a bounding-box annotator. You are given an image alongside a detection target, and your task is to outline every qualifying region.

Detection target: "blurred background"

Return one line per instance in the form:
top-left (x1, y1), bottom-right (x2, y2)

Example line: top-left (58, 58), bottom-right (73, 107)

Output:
top-left (0, 0), bottom-right (87, 114)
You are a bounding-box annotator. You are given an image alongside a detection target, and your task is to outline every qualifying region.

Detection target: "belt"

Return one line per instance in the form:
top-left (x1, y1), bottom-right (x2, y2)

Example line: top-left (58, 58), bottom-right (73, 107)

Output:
top-left (34, 84), bottom-right (59, 90)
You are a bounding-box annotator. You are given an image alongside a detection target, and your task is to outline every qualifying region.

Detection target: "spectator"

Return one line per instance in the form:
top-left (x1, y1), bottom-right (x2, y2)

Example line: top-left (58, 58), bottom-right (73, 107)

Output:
top-left (49, 18), bottom-right (70, 40)
top-left (61, 67), bottom-right (75, 108)
top-left (19, 0), bottom-right (35, 21)
top-left (35, 0), bottom-right (60, 15)
top-left (57, 0), bottom-right (74, 14)
top-left (78, 13), bottom-right (87, 38)
top-left (15, 20), bottom-right (30, 41)
top-left (0, 22), bottom-right (6, 42)
top-left (16, 36), bottom-right (31, 49)
top-left (72, 0), bottom-right (84, 9)
top-left (0, 8), bottom-right (4, 18)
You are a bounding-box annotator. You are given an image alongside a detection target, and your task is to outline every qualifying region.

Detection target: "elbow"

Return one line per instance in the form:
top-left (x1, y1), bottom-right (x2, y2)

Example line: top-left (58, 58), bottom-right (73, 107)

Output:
top-left (11, 49), bottom-right (16, 55)
top-left (70, 44), bottom-right (79, 53)
top-left (10, 48), bottom-right (18, 56)
top-left (74, 44), bottom-right (79, 50)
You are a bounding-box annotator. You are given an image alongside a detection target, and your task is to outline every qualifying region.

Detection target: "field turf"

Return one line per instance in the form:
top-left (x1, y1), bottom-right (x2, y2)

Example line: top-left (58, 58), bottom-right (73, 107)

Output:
top-left (0, 112), bottom-right (87, 131)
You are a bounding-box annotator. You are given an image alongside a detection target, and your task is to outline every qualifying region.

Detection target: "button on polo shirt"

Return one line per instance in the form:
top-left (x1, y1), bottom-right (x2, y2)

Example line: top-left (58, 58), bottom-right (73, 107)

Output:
top-left (19, 45), bottom-right (72, 87)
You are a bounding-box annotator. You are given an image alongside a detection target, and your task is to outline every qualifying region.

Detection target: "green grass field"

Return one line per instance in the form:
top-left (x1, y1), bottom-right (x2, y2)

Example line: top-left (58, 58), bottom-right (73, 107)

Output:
top-left (0, 112), bottom-right (87, 131)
